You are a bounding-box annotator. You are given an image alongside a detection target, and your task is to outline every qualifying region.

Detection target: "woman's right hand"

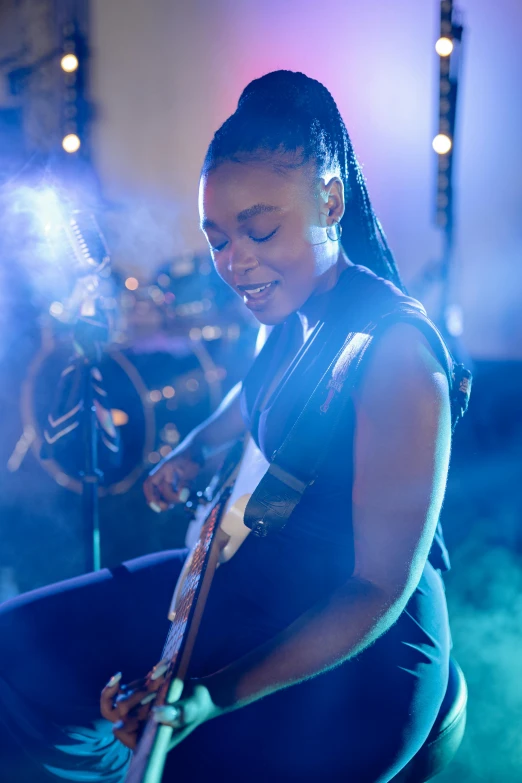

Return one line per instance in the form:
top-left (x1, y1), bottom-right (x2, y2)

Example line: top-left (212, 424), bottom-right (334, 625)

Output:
top-left (143, 441), bottom-right (203, 512)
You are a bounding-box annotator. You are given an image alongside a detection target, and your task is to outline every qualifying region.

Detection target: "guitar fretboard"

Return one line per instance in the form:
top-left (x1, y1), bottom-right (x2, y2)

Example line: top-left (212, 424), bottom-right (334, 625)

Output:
top-left (124, 495), bottom-right (228, 783)
top-left (163, 501), bottom-right (221, 665)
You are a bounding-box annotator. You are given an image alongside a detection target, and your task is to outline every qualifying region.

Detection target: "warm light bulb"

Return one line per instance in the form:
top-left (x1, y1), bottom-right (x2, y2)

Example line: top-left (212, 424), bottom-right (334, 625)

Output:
top-left (61, 53), bottom-right (79, 72)
top-left (432, 134), bottom-right (452, 155)
top-left (435, 37), bottom-right (454, 57)
top-left (125, 277), bottom-right (139, 291)
top-left (62, 133), bottom-right (81, 153)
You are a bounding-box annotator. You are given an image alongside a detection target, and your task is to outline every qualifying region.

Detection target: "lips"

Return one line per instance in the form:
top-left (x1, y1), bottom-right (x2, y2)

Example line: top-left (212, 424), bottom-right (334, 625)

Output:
top-left (239, 280), bottom-right (276, 297)
top-left (238, 280), bottom-right (278, 309)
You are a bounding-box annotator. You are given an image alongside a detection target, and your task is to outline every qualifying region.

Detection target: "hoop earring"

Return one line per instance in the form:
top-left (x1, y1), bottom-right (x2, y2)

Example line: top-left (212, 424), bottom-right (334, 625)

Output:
top-left (326, 221), bottom-right (342, 242)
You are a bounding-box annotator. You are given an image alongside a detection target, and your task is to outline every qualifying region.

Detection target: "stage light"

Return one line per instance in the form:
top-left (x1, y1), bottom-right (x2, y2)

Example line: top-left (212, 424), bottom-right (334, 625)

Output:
top-left (162, 386), bottom-right (175, 399)
top-left (157, 273), bottom-right (170, 288)
top-left (49, 301), bottom-right (64, 317)
top-left (125, 277), bottom-right (139, 291)
top-left (62, 133), bottom-right (81, 153)
top-left (148, 390), bottom-right (162, 403)
top-left (432, 134), bottom-right (452, 154)
top-left (61, 54), bottom-right (79, 73)
top-left (436, 37), bottom-right (454, 57)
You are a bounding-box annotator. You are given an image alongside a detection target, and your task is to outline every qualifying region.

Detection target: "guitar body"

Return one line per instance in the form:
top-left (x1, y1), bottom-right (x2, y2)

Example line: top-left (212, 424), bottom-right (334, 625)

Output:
top-left (170, 437), bottom-right (269, 620)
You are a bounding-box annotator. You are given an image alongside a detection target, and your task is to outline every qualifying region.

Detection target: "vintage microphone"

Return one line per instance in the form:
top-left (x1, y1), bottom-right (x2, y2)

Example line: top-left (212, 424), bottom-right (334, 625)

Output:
top-left (42, 209), bottom-right (118, 572)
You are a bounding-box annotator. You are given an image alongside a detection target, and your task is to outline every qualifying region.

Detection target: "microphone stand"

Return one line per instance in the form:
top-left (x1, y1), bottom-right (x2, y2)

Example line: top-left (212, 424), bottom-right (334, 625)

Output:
top-left (74, 303), bottom-right (109, 573)
top-left (80, 352), bottom-right (103, 572)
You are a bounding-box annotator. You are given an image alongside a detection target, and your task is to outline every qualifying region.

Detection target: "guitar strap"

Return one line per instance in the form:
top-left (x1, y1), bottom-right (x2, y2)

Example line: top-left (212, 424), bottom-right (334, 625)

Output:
top-left (243, 271), bottom-right (472, 539)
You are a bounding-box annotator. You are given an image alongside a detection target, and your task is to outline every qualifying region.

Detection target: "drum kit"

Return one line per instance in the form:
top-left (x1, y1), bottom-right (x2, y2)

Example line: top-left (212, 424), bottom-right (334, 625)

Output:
top-left (18, 230), bottom-right (257, 502)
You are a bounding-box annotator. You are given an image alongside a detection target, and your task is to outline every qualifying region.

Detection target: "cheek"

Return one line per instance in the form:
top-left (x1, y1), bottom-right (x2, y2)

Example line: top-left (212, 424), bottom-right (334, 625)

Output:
top-left (211, 254), bottom-right (231, 284)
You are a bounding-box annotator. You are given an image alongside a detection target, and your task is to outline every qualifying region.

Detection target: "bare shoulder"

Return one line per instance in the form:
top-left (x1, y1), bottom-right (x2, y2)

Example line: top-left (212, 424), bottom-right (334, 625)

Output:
top-left (352, 321), bottom-right (450, 423)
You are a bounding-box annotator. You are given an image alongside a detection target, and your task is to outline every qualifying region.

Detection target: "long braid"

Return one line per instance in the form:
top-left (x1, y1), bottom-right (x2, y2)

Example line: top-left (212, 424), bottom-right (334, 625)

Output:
top-left (202, 70), bottom-right (404, 290)
top-left (317, 83), bottom-right (405, 290)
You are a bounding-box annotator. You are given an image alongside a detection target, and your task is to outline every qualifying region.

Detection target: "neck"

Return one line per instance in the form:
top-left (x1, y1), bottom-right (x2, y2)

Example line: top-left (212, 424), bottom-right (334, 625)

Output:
top-left (298, 249), bottom-right (353, 334)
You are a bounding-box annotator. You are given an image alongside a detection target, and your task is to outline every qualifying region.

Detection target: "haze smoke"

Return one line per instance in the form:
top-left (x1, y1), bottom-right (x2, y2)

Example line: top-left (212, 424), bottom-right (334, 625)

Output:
top-left (439, 517), bottom-right (522, 782)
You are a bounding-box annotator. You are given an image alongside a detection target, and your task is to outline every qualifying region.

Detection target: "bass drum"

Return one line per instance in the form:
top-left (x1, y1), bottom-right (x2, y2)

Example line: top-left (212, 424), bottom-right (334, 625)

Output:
top-left (20, 326), bottom-right (222, 496)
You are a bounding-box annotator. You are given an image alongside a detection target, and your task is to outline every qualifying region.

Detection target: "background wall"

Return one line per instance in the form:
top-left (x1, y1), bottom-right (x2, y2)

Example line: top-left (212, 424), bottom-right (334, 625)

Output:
top-left (90, 0), bottom-right (522, 359)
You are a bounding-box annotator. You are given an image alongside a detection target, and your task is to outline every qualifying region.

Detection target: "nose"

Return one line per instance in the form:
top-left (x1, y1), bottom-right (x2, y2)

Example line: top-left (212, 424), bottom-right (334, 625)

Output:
top-left (225, 242), bottom-right (258, 278)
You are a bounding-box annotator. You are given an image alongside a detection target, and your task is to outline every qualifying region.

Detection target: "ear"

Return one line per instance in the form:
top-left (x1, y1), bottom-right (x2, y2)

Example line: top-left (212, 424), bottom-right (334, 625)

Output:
top-left (318, 176), bottom-right (345, 227)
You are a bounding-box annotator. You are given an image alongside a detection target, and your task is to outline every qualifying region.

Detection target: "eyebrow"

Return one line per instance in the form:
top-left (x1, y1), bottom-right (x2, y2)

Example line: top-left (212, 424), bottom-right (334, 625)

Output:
top-left (201, 203), bottom-right (282, 231)
top-left (237, 203), bottom-right (282, 222)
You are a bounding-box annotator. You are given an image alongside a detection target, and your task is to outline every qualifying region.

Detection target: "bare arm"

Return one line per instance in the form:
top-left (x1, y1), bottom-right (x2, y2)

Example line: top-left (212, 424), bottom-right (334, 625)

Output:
top-left (203, 323), bottom-right (452, 710)
top-left (144, 324), bottom-right (272, 510)
top-left (187, 380), bottom-right (246, 458)
top-left (163, 322), bottom-right (272, 462)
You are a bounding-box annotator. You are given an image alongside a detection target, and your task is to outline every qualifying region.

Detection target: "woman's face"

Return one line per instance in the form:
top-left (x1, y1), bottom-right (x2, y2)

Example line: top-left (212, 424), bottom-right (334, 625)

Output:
top-left (199, 159), bottom-right (344, 325)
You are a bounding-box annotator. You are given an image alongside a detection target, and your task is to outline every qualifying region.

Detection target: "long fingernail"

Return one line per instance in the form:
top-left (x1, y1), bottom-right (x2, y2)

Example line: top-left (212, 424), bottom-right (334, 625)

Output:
top-left (149, 502), bottom-right (162, 513)
top-left (106, 672), bottom-right (122, 688)
top-left (140, 692), bottom-right (157, 706)
top-left (152, 705), bottom-right (180, 724)
top-left (120, 677), bottom-right (146, 693)
top-left (151, 661), bottom-right (169, 681)
top-left (178, 487), bottom-right (190, 503)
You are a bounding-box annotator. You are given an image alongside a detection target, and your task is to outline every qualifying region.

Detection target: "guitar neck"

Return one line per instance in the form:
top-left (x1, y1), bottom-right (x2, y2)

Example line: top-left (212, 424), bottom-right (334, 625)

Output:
top-left (124, 490), bottom-right (232, 783)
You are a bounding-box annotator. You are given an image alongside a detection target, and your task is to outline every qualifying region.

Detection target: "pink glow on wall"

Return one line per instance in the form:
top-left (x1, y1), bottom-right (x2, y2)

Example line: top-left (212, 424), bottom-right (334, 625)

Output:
top-left (91, 0), bottom-right (522, 358)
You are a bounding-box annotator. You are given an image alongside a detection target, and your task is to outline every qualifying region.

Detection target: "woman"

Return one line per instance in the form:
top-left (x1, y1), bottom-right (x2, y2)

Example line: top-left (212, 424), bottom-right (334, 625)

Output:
top-left (0, 71), bottom-right (453, 782)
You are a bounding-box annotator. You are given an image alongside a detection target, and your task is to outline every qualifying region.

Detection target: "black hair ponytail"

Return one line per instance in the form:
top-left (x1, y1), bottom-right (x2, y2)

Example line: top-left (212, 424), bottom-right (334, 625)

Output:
top-left (202, 70), bottom-right (404, 291)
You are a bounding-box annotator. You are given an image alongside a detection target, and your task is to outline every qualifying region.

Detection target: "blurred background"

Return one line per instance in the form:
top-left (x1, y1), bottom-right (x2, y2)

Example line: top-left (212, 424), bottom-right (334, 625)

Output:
top-left (0, 0), bottom-right (521, 780)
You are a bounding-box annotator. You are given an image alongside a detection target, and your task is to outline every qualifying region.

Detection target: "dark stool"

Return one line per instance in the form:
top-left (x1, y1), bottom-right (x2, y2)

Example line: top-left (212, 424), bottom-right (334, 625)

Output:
top-left (391, 658), bottom-right (467, 782)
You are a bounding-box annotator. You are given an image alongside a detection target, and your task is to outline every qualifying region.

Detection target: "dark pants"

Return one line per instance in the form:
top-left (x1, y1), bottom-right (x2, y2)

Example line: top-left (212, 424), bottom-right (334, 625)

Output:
top-left (0, 551), bottom-right (450, 783)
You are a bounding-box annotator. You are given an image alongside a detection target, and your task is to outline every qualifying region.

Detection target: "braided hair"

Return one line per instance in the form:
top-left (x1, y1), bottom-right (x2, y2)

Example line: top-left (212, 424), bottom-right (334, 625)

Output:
top-left (202, 70), bottom-right (404, 291)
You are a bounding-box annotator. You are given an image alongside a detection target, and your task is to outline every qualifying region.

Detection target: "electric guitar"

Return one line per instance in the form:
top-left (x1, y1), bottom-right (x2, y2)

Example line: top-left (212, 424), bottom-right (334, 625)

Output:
top-left (124, 436), bottom-right (269, 783)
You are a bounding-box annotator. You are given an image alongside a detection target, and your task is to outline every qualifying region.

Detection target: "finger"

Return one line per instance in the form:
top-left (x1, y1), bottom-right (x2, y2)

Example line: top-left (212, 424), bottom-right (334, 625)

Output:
top-left (128, 690), bottom-right (159, 723)
top-left (144, 476), bottom-right (168, 510)
top-left (156, 477), bottom-right (183, 506)
top-left (100, 672), bottom-right (122, 722)
top-left (115, 687), bottom-right (150, 718)
top-left (147, 660), bottom-right (170, 684)
top-left (113, 719), bottom-right (141, 750)
top-left (115, 662), bottom-right (168, 718)
top-left (152, 703), bottom-right (185, 729)
top-left (120, 677), bottom-right (147, 692)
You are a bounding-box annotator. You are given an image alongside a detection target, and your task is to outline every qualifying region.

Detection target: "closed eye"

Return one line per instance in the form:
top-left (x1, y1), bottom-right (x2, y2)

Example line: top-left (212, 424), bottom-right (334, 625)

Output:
top-left (210, 241), bottom-right (227, 253)
top-left (251, 227), bottom-right (279, 244)
top-left (210, 227), bottom-right (279, 253)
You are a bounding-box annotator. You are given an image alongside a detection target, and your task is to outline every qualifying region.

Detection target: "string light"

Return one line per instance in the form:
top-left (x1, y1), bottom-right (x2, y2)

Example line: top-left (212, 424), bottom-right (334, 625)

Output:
top-left (435, 37), bottom-right (454, 57)
top-left (125, 277), bottom-right (139, 291)
top-left (62, 133), bottom-right (81, 153)
top-left (61, 53), bottom-right (79, 72)
top-left (432, 134), bottom-right (452, 155)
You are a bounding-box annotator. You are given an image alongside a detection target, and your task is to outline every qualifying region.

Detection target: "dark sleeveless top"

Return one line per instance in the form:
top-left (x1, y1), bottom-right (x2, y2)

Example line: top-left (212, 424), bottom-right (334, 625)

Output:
top-left (193, 264), bottom-right (452, 674)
